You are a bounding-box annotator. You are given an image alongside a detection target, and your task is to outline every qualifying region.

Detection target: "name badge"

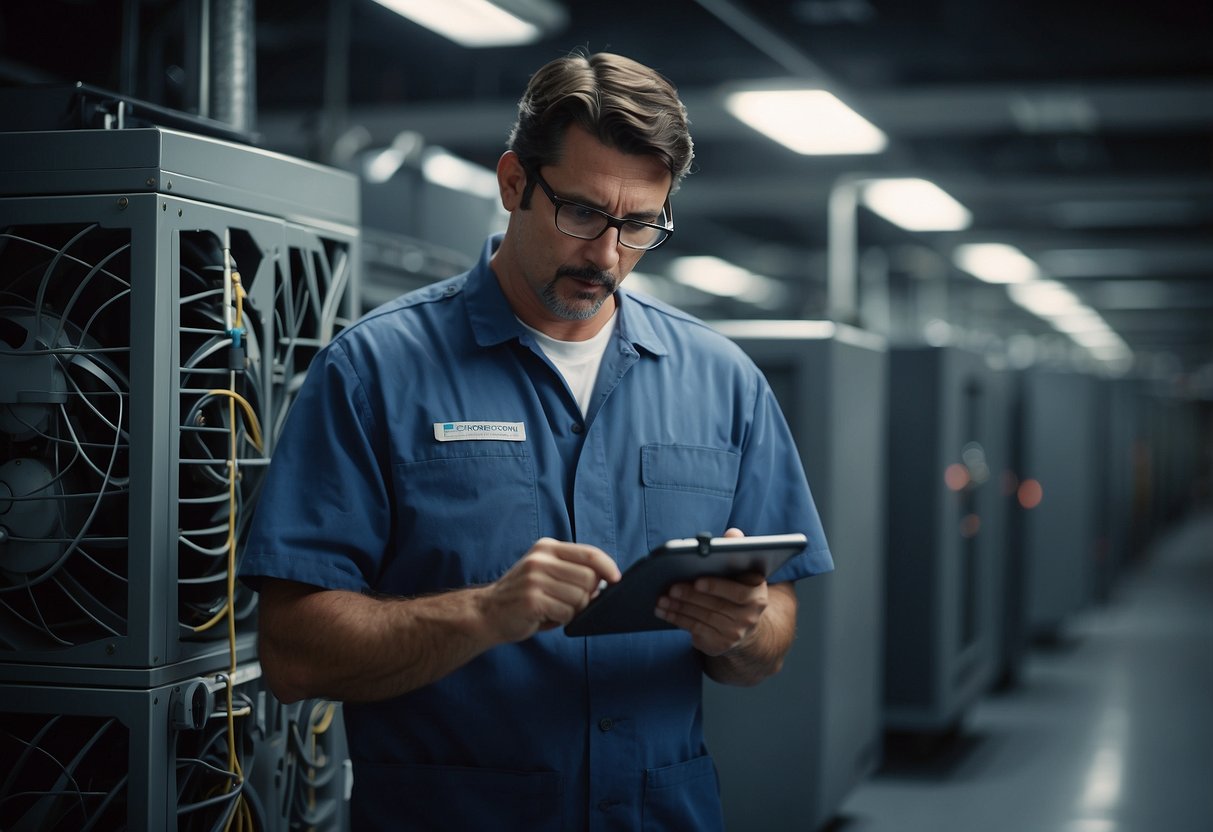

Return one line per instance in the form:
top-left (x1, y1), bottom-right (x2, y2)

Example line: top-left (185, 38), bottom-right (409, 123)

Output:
top-left (434, 421), bottom-right (527, 442)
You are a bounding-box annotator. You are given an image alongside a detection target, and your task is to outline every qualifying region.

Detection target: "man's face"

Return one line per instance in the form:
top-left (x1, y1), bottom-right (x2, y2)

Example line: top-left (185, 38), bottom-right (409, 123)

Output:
top-left (495, 126), bottom-right (672, 337)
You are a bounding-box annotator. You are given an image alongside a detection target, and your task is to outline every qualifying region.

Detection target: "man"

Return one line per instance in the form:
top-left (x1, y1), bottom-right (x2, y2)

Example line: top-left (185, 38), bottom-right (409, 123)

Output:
top-left (241, 51), bottom-right (832, 830)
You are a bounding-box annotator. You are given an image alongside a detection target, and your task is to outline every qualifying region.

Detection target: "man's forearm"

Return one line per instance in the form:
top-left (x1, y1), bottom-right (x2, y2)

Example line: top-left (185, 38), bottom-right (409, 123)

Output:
top-left (256, 539), bottom-right (621, 703)
top-left (703, 582), bottom-right (798, 686)
top-left (258, 580), bottom-right (501, 704)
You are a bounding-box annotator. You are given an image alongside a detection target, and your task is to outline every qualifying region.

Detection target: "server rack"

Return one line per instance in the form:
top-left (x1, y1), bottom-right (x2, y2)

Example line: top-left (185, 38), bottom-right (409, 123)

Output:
top-left (1015, 368), bottom-right (1101, 637)
top-left (0, 126), bottom-right (358, 830)
top-left (1143, 390), bottom-right (1208, 532)
top-left (703, 321), bottom-right (887, 832)
top-left (1094, 377), bottom-right (1150, 599)
top-left (0, 127), bottom-right (359, 676)
top-left (882, 345), bottom-right (1008, 731)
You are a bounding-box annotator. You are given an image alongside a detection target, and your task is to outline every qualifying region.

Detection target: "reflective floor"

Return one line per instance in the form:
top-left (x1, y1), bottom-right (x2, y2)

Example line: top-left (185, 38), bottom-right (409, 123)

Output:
top-left (833, 511), bottom-right (1213, 832)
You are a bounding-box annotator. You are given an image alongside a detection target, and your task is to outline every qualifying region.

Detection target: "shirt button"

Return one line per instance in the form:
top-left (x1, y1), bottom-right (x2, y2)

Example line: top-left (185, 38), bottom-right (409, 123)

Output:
top-left (598, 717), bottom-right (614, 732)
top-left (597, 799), bottom-right (614, 812)
top-left (571, 422), bottom-right (584, 434)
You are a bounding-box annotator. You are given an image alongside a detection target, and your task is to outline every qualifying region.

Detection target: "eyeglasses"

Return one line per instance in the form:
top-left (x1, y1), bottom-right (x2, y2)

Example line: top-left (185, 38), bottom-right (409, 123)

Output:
top-left (525, 165), bottom-right (674, 251)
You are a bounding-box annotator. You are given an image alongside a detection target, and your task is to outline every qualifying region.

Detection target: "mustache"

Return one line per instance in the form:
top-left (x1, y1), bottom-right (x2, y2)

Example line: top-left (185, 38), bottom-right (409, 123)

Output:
top-left (557, 266), bottom-right (617, 288)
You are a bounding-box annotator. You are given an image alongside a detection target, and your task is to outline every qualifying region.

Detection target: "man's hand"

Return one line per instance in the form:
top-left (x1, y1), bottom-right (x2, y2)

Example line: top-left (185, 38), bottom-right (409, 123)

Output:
top-left (652, 528), bottom-right (770, 656)
top-left (478, 538), bottom-right (621, 644)
top-left (653, 527), bottom-right (799, 686)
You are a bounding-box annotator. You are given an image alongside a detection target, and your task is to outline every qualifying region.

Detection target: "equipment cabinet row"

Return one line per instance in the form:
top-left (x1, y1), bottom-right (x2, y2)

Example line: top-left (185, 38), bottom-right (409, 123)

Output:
top-left (703, 322), bottom-right (1198, 832)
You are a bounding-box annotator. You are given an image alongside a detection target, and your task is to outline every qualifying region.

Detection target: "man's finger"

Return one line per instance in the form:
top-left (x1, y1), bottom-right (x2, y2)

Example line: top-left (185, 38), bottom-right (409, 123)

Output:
top-left (540, 539), bottom-right (622, 583)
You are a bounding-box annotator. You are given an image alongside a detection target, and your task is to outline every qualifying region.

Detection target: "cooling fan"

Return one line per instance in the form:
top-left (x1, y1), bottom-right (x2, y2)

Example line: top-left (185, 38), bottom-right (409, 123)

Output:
top-left (0, 222), bottom-right (270, 655)
top-left (0, 222), bottom-right (132, 651)
top-left (0, 673), bottom-right (279, 831)
top-left (176, 230), bottom-right (267, 639)
top-left (176, 224), bottom-right (353, 638)
top-left (271, 234), bottom-right (352, 445)
top-left (0, 709), bottom-right (130, 830)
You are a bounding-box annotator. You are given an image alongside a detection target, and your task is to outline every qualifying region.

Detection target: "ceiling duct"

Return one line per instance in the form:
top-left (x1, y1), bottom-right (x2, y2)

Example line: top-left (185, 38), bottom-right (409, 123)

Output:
top-left (205, 0), bottom-right (257, 133)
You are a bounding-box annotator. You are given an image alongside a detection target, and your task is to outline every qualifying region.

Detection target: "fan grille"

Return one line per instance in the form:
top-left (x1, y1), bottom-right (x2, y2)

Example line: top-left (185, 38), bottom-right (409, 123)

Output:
top-left (0, 224), bottom-right (132, 650)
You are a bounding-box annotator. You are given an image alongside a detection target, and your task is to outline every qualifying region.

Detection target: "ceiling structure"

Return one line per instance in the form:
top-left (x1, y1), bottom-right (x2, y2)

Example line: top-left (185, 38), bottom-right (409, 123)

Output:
top-left (3, 0), bottom-right (1211, 389)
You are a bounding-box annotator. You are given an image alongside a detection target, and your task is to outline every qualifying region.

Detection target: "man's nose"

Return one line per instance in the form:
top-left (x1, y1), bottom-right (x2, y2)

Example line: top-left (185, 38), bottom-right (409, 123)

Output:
top-left (583, 226), bottom-right (623, 271)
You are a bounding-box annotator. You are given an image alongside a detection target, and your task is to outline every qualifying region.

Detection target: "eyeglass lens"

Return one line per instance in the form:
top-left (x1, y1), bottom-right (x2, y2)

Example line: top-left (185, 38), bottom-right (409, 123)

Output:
top-left (555, 204), bottom-right (669, 249)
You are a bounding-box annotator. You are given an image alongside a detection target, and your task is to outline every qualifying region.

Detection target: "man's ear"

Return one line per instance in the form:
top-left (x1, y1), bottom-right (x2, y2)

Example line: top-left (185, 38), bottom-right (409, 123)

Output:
top-left (497, 152), bottom-right (527, 212)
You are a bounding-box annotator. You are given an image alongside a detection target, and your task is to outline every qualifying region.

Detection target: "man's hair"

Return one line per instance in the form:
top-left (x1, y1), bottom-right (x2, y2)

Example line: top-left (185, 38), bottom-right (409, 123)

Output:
top-left (507, 51), bottom-right (694, 206)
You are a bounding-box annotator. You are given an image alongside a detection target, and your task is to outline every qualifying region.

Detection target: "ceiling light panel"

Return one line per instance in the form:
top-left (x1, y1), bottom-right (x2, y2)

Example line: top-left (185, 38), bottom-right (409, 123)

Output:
top-left (371, 0), bottom-right (552, 47)
top-left (953, 243), bottom-right (1042, 284)
top-left (725, 89), bottom-right (888, 155)
top-left (862, 178), bottom-right (972, 231)
top-left (668, 255), bottom-right (787, 308)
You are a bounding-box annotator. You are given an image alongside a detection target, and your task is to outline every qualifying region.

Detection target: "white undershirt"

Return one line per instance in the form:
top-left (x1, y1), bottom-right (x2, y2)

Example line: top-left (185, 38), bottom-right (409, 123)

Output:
top-left (519, 314), bottom-right (617, 416)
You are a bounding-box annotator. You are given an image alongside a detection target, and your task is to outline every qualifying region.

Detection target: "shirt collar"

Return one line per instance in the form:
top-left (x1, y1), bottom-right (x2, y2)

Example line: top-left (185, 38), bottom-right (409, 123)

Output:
top-left (465, 235), bottom-right (527, 348)
top-left (465, 233), bottom-right (669, 357)
top-left (615, 287), bottom-right (669, 357)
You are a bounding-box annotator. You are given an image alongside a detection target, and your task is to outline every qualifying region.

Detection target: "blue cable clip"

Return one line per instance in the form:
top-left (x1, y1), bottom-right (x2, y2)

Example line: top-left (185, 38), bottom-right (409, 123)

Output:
top-left (227, 327), bottom-right (247, 371)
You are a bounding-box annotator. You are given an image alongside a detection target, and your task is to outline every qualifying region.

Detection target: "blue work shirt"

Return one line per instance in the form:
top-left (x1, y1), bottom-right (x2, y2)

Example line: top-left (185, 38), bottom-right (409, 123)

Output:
top-left (241, 235), bottom-right (833, 831)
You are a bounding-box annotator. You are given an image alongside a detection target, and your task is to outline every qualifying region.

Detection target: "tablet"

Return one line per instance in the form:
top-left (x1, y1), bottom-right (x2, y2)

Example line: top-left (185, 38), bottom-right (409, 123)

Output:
top-left (563, 533), bottom-right (807, 637)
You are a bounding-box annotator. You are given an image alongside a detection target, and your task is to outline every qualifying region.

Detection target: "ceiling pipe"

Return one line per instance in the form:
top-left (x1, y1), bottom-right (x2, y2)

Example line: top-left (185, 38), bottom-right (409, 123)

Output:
top-left (827, 175), bottom-right (861, 325)
top-left (207, 0), bottom-right (257, 133)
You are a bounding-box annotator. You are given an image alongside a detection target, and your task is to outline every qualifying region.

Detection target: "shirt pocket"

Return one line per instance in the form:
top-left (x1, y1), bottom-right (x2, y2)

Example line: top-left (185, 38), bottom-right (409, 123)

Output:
top-left (642, 754), bottom-right (725, 832)
top-left (640, 444), bottom-right (740, 552)
top-left (393, 446), bottom-right (539, 589)
top-left (352, 760), bottom-right (564, 832)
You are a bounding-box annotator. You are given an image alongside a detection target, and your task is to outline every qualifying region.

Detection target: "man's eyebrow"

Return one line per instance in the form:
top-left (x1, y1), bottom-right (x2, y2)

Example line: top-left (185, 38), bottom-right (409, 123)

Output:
top-left (625, 207), bottom-right (665, 223)
top-left (562, 191), bottom-right (663, 222)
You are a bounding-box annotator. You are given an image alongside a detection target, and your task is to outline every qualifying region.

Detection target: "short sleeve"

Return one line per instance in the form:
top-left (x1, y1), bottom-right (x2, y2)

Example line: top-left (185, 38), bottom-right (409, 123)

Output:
top-left (239, 339), bottom-right (391, 592)
top-left (728, 376), bottom-right (833, 582)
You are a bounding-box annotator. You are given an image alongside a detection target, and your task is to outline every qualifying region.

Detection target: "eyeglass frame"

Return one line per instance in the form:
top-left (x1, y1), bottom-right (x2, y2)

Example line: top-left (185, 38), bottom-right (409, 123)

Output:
top-left (521, 162), bottom-right (675, 251)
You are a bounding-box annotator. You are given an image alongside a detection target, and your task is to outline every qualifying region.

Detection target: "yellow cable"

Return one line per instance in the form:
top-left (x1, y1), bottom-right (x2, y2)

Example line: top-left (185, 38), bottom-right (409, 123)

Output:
top-left (312, 702), bottom-right (336, 735)
top-left (191, 386), bottom-right (265, 635)
top-left (306, 701), bottom-right (337, 832)
top-left (191, 604), bottom-right (229, 635)
top-left (233, 272), bottom-right (246, 335)
top-left (222, 261), bottom-right (247, 831)
top-left (203, 389), bottom-right (264, 453)
top-left (223, 395), bottom-right (240, 832)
